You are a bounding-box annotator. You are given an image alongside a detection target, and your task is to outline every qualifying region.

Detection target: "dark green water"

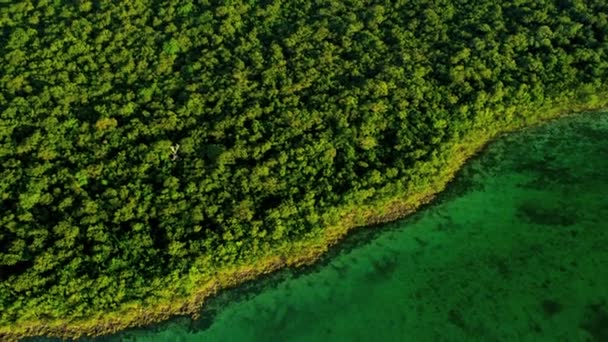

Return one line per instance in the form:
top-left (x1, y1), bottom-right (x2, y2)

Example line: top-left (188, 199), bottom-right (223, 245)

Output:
top-left (37, 112), bottom-right (608, 341)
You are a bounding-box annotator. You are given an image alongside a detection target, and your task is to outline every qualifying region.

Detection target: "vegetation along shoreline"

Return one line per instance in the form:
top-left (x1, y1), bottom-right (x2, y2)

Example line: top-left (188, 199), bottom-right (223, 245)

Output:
top-left (2, 1), bottom-right (608, 340)
top-left (2, 100), bottom-right (607, 341)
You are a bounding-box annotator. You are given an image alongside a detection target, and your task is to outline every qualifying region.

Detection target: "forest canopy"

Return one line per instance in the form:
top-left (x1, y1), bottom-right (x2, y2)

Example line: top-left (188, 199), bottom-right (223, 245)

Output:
top-left (1, 0), bottom-right (607, 331)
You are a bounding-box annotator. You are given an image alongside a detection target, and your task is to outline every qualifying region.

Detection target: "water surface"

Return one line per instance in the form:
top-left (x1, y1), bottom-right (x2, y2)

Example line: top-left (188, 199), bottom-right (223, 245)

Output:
top-left (35, 112), bottom-right (608, 341)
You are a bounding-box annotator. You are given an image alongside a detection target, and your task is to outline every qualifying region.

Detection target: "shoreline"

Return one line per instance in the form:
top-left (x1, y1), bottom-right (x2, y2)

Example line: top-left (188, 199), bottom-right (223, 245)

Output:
top-left (2, 100), bottom-right (607, 342)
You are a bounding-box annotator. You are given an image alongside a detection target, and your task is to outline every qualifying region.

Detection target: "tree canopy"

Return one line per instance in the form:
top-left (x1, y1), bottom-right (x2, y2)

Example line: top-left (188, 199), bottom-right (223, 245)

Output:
top-left (1, 0), bottom-right (607, 331)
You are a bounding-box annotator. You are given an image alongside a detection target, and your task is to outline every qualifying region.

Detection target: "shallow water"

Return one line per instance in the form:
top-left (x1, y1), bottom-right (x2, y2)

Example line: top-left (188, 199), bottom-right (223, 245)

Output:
top-left (34, 112), bottom-right (608, 341)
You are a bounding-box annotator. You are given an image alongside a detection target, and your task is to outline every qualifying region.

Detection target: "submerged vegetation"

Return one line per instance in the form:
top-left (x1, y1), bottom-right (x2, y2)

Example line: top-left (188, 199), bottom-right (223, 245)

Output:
top-left (1, 0), bottom-right (607, 339)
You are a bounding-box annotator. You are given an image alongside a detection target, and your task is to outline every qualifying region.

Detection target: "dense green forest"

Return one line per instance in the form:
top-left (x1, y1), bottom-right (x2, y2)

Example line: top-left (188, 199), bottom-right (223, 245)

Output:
top-left (1, 0), bottom-right (608, 337)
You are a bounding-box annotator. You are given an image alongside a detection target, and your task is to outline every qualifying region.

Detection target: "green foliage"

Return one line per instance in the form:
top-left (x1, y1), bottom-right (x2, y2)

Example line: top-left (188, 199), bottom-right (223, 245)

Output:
top-left (1, 0), bottom-right (608, 328)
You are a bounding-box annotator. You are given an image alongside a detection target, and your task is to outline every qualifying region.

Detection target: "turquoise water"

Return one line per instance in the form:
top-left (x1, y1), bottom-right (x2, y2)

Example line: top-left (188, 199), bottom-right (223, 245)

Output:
top-left (36, 112), bottom-right (608, 341)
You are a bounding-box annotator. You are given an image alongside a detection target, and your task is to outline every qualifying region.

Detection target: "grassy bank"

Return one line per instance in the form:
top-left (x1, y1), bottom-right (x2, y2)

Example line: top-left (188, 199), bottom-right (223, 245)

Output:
top-left (2, 94), bottom-right (607, 341)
